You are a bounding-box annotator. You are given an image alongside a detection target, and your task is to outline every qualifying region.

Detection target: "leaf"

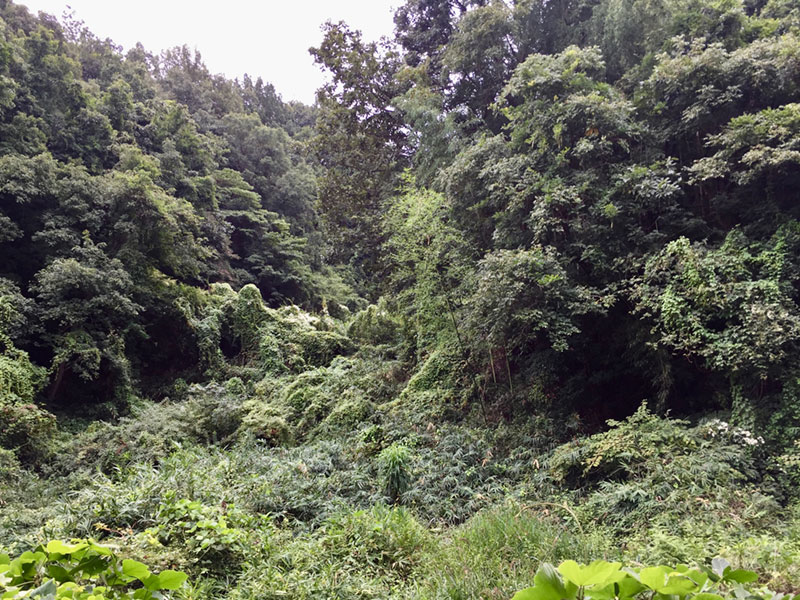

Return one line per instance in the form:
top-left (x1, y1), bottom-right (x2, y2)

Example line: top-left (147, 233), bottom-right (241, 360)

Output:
top-left (46, 564), bottom-right (72, 583)
top-left (531, 563), bottom-right (567, 600)
top-left (144, 573), bottom-right (163, 591)
top-left (122, 559), bottom-right (151, 582)
top-left (155, 570), bottom-right (188, 590)
top-left (10, 551), bottom-right (45, 577)
top-left (86, 541), bottom-right (115, 556)
top-left (587, 583), bottom-right (618, 600)
top-left (558, 560), bottom-right (624, 587)
top-left (638, 566), bottom-right (669, 590)
top-left (712, 557), bottom-right (730, 578)
top-left (75, 554), bottom-right (109, 576)
top-left (511, 587), bottom-right (540, 600)
top-left (725, 569), bottom-right (759, 584)
top-left (617, 577), bottom-right (646, 599)
top-left (0, 554), bottom-right (9, 566)
top-left (46, 540), bottom-right (87, 555)
top-left (660, 575), bottom-right (699, 595)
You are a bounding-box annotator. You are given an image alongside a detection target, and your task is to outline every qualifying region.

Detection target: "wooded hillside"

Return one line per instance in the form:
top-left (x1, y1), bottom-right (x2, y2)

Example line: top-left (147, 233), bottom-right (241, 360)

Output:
top-left (2, 0), bottom-right (800, 597)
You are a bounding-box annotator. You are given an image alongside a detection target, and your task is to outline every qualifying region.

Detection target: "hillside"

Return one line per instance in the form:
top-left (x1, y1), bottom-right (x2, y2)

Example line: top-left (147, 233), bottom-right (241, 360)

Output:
top-left (2, 0), bottom-right (800, 598)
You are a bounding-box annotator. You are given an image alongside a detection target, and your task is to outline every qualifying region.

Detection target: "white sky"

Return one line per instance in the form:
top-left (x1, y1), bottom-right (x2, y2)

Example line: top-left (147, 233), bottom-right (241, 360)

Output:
top-left (17, 0), bottom-right (399, 104)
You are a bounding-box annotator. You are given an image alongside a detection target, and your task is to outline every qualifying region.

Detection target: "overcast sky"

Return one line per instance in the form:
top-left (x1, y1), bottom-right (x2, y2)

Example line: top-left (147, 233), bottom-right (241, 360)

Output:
top-left (18, 0), bottom-right (399, 104)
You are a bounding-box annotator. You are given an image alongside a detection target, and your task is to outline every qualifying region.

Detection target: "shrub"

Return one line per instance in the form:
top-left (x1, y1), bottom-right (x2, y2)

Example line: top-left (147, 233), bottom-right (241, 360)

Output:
top-left (378, 443), bottom-right (413, 503)
top-left (295, 328), bottom-right (355, 367)
top-left (251, 355), bottom-right (401, 443)
top-left (146, 496), bottom-right (267, 576)
top-left (0, 332), bottom-right (53, 464)
top-left (0, 397), bottom-right (56, 464)
top-left (240, 401), bottom-right (292, 445)
top-left (322, 505), bottom-right (433, 579)
top-left (347, 300), bottom-right (401, 346)
top-left (547, 404), bottom-right (772, 531)
top-left (0, 539), bottom-right (188, 599)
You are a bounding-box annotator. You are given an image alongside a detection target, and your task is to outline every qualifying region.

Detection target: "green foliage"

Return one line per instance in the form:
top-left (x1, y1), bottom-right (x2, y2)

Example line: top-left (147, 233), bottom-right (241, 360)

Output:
top-left (378, 443), bottom-right (413, 503)
top-left (0, 284), bottom-right (54, 461)
top-left (309, 21), bottom-right (409, 269)
top-left (322, 504), bottom-right (432, 580)
top-left (0, 395), bottom-right (55, 464)
top-left (146, 497), bottom-right (266, 576)
top-left (4, 1), bottom-right (800, 598)
top-left (548, 405), bottom-right (772, 531)
top-left (635, 232), bottom-right (800, 376)
top-left (383, 179), bottom-right (474, 353)
top-left (512, 559), bottom-right (788, 600)
top-left (347, 299), bottom-right (401, 347)
top-left (245, 352), bottom-right (398, 443)
top-left (0, 540), bottom-right (187, 599)
top-left (467, 247), bottom-right (597, 354)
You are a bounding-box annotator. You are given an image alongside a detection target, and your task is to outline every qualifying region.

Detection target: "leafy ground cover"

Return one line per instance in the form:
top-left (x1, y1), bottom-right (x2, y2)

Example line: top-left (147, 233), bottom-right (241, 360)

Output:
top-left (3, 291), bottom-right (799, 598)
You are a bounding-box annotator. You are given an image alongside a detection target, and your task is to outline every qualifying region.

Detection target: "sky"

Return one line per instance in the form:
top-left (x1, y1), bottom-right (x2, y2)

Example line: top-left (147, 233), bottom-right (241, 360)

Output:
top-left (17, 0), bottom-right (399, 104)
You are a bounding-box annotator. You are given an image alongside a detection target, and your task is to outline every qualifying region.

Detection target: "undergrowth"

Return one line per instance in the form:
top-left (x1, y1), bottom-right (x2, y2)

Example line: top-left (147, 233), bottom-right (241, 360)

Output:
top-left (2, 290), bottom-right (799, 599)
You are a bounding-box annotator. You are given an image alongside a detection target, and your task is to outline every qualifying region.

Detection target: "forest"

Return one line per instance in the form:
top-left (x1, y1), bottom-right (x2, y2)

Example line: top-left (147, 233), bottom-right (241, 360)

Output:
top-left (1, 0), bottom-right (800, 597)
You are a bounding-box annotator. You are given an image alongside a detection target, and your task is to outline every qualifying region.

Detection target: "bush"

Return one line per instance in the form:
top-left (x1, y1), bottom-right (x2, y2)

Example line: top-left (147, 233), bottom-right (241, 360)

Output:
top-left (146, 495), bottom-right (270, 576)
top-left (548, 404), bottom-right (771, 530)
top-left (0, 539), bottom-right (188, 599)
top-left (0, 397), bottom-right (56, 465)
top-left (250, 354), bottom-right (401, 443)
top-left (295, 328), bottom-right (355, 368)
top-left (378, 443), bottom-right (413, 503)
top-left (347, 300), bottom-right (401, 346)
top-left (240, 401), bottom-right (292, 445)
top-left (0, 333), bottom-right (53, 464)
top-left (322, 505), bottom-right (433, 579)
top-left (60, 383), bottom-right (247, 473)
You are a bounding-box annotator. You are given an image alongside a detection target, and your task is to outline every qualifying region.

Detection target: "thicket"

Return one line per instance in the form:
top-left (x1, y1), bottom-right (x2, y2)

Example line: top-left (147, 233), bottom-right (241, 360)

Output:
top-left (3, 0), bottom-right (800, 597)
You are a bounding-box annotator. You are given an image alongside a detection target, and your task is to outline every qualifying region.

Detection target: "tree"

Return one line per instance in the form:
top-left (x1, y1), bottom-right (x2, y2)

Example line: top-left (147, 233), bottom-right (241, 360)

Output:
top-left (32, 237), bottom-right (141, 411)
top-left (310, 21), bottom-right (410, 270)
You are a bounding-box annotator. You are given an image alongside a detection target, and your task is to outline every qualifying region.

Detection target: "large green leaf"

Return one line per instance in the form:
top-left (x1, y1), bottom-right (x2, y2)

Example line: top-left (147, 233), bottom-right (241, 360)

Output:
top-left (638, 566), bottom-right (669, 590)
top-left (86, 540), bottom-right (115, 556)
top-left (724, 569), bottom-right (758, 584)
top-left (45, 540), bottom-right (87, 555)
top-left (511, 587), bottom-right (540, 600)
top-left (122, 559), bottom-right (151, 582)
top-left (659, 575), bottom-right (699, 595)
top-left (617, 576), bottom-right (646, 599)
top-left (511, 563), bottom-right (574, 600)
top-left (75, 554), bottom-right (110, 577)
top-left (585, 583), bottom-right (618, 599)
top-left (155, 570), bottom-right (188, 590)
top-left (46, 564), bottom-right (71, 583)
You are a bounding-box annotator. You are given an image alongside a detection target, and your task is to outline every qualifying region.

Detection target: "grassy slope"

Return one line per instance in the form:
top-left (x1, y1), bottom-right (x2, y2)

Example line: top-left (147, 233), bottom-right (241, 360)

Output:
top-left (2, 291), bottom-right (799, 599)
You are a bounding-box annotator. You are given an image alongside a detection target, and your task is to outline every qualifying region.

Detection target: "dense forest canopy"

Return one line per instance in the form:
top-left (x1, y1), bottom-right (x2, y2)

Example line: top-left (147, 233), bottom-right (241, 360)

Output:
top-left (2, 0), bottom-right (800, 597)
